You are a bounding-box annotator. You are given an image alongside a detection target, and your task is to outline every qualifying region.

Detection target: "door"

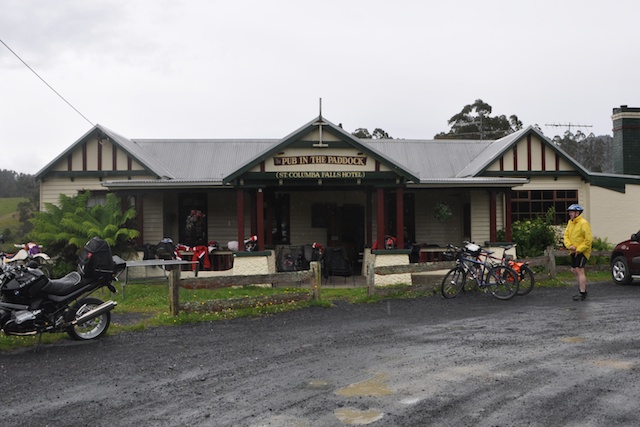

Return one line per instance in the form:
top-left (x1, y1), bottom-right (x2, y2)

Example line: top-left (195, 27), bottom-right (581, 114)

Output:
top-left (327, 204), bottom-right (364, 273)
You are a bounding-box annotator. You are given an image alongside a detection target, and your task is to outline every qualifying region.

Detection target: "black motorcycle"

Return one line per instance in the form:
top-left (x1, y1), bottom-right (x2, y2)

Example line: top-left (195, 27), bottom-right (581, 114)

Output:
top-left (0, 237), bottom-right (125, 341)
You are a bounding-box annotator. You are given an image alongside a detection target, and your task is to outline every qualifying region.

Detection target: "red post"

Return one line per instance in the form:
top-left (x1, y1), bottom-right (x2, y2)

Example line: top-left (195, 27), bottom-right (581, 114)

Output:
top-left (396, 187), bottom-right (404, 249)
top-left (376, 188), bottom-right (385, 249)
top-left (237, 188), bottom-right (245, 246)
top-left (256, 188), bottom-right (264, 251)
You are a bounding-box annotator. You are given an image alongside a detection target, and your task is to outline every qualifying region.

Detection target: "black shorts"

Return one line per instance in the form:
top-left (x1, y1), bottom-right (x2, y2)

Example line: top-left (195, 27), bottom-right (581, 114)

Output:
top-left (570, 253), bottom-right (588, 269)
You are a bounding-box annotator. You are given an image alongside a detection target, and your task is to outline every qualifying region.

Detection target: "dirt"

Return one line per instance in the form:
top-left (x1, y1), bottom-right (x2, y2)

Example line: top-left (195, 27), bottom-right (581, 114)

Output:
top-left (2, 280), bottom-right (640, 426)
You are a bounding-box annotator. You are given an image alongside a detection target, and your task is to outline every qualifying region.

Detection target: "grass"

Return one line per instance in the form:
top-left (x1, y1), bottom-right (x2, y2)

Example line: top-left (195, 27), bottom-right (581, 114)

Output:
top-left (0, 197), bottom-right (26, 242)
top-left (0, 267), bottom-right (614, 351)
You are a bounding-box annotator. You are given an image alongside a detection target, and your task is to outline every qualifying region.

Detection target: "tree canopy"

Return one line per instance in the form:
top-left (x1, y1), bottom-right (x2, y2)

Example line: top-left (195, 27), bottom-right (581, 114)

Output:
top-left (352, 128), bottom-right (393, 139)
top-left (0, 169), bottom-right (37, 199)
top-left (434, 99), bottom-right (523, 140)
top-left (553, 131), bottom-right (613, 173)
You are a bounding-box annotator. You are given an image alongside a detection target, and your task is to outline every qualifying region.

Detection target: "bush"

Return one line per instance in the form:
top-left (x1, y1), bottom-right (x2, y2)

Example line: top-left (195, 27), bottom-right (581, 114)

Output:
top-left (511, 208), bottom-right (557, 258)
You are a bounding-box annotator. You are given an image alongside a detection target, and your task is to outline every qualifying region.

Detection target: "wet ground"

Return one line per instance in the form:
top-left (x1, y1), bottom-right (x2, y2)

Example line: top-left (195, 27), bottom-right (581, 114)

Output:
top-left (2, 280), bottom-right (640, 426)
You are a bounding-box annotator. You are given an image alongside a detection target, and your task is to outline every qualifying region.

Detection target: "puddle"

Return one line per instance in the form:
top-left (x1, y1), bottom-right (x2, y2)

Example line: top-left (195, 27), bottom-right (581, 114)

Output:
top-left (335, 408), bottom-right (384, 425)
top-left (400, 397), bottom-right (422, 405)
top-left (307, 380), bottom-right (331, 390)
top-left (336, 373), bottom-right (393, 397)
top-left (592, 359), bottom-right (634, 369)
top-left (560, 337), bottom-right (586, 343)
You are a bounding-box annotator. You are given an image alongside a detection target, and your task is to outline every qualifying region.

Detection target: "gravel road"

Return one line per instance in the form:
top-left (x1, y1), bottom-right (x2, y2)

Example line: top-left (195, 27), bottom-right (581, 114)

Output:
top-left (2, 281), bottom-right (640, 426)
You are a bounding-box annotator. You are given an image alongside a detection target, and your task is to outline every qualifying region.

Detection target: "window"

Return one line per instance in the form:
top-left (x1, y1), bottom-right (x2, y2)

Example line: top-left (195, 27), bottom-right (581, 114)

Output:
top-left (384, 192), bottom-right (416, 244)
top-left (85, 191), bottom-right (107, 207)
top-left (511, 190), bottom-right (577, 224)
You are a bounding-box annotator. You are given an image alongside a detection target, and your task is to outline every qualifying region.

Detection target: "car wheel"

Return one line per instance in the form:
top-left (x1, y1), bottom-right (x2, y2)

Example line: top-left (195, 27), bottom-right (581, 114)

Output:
top-left (611, 256), bottom-right (633, 285)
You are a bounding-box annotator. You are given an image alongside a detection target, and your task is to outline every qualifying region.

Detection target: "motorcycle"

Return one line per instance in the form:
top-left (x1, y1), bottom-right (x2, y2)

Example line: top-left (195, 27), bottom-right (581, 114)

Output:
top-left (0, 235), bottom-right (52, 278)
top-left (227, 235), bottom-right (258, 252)
top-left (0, 237), bottom-right (125, 341)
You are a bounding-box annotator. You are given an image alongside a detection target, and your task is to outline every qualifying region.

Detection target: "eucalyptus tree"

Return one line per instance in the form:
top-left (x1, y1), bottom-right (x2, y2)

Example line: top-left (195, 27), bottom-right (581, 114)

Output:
top-left (435, 99), bottom-right (522, 140)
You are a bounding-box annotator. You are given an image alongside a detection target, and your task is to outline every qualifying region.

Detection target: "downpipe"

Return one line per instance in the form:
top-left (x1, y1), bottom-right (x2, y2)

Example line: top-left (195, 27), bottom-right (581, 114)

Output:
top-left (72, 301), bottom-right (118, 326)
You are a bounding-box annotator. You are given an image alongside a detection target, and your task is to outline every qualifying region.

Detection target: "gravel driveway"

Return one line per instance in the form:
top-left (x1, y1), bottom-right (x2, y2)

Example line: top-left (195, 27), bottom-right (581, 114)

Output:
top-left (2, 281), bottom-right (640, 426)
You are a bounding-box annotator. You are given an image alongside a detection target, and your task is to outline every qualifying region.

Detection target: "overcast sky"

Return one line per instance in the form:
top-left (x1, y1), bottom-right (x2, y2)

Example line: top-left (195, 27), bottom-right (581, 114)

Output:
top-left (1, 0), bottom-right (638, 175)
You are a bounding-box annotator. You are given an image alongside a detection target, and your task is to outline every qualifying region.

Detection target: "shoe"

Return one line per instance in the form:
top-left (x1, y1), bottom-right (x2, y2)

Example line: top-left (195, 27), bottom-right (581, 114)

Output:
top-left (572, 292), bottom-right (588, 301)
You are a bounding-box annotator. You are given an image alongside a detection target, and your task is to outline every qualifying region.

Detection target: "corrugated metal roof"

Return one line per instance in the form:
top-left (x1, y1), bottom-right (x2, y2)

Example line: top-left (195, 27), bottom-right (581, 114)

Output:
top-left (130, 137), bottom-right (493, 182)
top-left (134, 139), bottom-right (277, 180)
top-left (455, 127), bottom-right (529, 178)
top-left (364, 139), bottom-right (491, 179)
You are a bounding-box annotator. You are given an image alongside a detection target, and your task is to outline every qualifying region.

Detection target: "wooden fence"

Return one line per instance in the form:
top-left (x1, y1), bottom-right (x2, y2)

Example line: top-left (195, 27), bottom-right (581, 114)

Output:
top-left (166, 248), bottom-right (612, 315)
top-left (167, 262), bottom-right (322, 315)
top-left (369, 247), bottom-right (612, 296)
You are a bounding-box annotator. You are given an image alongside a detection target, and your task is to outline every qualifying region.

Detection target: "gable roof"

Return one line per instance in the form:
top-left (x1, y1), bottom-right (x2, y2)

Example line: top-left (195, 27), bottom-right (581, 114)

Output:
top-left (455, 125), bottom-right (591, 179)
top-left (49, 118), bottom-right (638, 190)
top-left (35, 124), bottom-right (173, 180)
top-left (222, 116), bottom-right (421, 184)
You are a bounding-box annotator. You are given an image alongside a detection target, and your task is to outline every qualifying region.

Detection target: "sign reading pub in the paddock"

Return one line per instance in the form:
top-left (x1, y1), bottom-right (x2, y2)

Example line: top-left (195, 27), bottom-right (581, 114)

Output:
top-left (273, 155), bottom-right (367, 166)
top-left (275, 171), bottom-right (365, 179)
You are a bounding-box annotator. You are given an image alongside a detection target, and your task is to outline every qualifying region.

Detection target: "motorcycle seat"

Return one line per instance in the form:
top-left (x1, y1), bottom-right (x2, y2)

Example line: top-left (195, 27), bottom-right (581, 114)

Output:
top-left (41, 271), bottom-right (83, 296)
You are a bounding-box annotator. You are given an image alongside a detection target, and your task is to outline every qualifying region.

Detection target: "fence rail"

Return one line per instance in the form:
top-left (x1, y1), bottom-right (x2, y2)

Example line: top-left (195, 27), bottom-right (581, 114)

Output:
top-left (167, 262), bottom-right (321, 315)
top-left (164, 249), bottom-right (612, 314)
top-left (368, 248), bottom-right (612, 296)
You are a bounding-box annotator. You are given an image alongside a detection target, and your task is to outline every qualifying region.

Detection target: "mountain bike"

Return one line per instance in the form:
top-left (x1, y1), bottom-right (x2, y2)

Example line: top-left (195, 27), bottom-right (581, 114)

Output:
top-left (477, 244), bottom-right (535, 295)
top-left (441, 243), bottom-right (519, 300)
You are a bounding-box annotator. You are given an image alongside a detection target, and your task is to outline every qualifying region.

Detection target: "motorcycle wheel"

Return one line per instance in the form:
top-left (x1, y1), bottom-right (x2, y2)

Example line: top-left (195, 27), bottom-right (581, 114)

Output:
top-left (66, 297), bottom-right (111, 341)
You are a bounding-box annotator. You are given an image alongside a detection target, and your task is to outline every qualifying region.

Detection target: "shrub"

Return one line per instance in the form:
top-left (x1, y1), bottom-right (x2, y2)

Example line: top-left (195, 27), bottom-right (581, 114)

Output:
top-left (511, 208), bottom-right (557, 258)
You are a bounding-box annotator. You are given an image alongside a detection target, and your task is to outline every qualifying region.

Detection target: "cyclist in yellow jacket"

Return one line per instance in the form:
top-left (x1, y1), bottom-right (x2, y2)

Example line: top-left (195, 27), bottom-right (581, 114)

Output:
top-left (563, 204), bottom-right (593, 301)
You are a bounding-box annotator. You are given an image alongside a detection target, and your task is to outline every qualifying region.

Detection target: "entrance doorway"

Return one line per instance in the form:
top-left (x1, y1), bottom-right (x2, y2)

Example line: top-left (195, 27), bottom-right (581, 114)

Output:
top-left (178, 193), bottom-right (208, 246)
top-left (327, 204), bottom-right (364, 274)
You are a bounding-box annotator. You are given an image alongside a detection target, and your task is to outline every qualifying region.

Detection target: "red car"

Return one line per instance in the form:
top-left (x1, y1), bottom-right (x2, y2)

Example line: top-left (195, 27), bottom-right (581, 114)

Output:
top-left (611, 231), bottom-right (640, 285)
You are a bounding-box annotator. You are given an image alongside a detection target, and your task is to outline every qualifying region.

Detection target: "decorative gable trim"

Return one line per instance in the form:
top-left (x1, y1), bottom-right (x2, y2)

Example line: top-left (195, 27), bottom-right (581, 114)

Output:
top-left (222, 116), bottom-right (419, 185)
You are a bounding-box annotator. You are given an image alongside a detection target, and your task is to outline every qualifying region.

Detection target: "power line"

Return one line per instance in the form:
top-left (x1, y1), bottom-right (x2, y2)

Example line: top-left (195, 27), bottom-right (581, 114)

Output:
top-left (0, 37), bottom-right (94, 127)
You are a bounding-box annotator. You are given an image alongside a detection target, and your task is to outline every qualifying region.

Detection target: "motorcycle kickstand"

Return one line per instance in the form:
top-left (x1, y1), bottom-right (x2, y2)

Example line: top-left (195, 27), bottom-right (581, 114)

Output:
top-left (36, 333), bottom-right (43, 351)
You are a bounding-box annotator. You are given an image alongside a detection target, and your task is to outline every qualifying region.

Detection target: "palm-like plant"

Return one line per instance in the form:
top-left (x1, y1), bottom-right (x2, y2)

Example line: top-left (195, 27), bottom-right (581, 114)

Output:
top-left (30, 191), bottom-right (140, 258)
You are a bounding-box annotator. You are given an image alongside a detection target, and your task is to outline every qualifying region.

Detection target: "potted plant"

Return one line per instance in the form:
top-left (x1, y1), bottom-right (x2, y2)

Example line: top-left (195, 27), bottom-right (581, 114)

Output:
top-left (434, 202), bottom-right (453, 223)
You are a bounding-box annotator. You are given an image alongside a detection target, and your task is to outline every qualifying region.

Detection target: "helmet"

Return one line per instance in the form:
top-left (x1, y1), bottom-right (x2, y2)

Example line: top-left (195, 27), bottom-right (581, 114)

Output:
top-left (567, 204), bottom-right (584, 212)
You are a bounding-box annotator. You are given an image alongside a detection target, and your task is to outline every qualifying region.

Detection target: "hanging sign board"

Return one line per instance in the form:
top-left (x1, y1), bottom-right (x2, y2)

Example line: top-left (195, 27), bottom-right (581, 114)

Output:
top-left (273, 155), bottom-right (367, 166)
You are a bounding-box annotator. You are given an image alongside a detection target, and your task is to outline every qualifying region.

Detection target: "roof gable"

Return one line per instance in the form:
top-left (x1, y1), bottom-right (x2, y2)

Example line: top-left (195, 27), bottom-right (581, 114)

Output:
top-left (222, 116), bottom-right (420, 184)
top-left (35, 124), bottom-right (173, 180)
top-left (457, 126), bottom-right (591, 179)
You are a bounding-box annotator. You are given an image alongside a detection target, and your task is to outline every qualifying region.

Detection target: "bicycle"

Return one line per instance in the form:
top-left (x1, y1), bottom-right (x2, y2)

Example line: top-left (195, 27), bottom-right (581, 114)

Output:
top-left (477, 244), bottom-right (535, 296)
top-left (441, 242), bottom-right (519, 300)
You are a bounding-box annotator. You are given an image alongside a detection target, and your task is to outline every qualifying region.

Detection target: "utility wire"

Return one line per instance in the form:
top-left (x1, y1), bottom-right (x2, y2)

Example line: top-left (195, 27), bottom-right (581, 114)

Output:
top-left (0, 36), bottom-right (95, 127)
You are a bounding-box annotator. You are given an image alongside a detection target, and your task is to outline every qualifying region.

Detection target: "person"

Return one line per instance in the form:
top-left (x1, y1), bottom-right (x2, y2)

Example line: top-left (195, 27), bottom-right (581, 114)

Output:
top-left (563, 204), bottom-right (593, 301)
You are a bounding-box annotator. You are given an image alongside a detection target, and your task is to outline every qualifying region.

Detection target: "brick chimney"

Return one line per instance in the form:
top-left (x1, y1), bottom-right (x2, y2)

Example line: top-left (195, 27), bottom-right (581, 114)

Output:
top-left (612, 105), bottom-right (640, 175)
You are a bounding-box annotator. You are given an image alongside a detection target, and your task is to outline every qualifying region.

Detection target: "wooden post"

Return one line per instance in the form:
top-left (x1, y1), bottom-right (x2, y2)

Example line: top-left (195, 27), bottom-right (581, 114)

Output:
top-left (366, 259), bottom-right (375, 297)
top-left (310, 261), bottom-right (321, 301)
top-left (169, 267), bottom-right (181, 316)
top-left (545, 246), bottom-right (556, 279)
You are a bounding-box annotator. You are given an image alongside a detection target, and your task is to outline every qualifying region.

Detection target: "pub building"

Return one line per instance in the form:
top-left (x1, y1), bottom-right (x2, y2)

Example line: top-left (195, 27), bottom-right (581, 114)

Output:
top-left (35, 107), bottom-right (640, 283)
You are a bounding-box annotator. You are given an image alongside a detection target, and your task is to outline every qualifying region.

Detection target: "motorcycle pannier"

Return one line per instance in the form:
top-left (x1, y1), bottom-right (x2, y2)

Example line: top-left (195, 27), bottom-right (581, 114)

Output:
top-left (1, 268), bottom-right (49, 302)
top-left (78, 237), bottom-right (115, 277)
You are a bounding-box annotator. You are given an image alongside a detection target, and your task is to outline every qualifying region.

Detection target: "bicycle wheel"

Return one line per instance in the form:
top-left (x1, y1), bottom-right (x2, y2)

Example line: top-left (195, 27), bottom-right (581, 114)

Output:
top-left (441, 267), bottom-right (466, 299)
top-left (516, 265), bottom-right (535, 295)
top-left (486, 265), bottom-right (519, 300)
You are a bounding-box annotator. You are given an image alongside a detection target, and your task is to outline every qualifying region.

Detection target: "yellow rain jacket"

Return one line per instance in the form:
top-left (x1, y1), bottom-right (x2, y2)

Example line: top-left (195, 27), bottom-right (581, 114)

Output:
top-left (563, 214), bottom-right (593, 259)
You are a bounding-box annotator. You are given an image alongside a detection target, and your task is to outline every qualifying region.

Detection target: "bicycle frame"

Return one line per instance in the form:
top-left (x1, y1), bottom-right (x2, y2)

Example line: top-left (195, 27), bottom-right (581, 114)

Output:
top-left (441, 243), bottom-right (520, 300)
top-left (475, 244), bottom-right (535, 296)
